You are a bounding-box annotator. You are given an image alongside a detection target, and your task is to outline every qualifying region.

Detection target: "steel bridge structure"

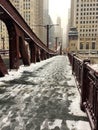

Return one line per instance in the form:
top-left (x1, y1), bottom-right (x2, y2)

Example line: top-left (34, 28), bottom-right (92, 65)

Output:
top-left (0, 0), bottom-right (61, 76)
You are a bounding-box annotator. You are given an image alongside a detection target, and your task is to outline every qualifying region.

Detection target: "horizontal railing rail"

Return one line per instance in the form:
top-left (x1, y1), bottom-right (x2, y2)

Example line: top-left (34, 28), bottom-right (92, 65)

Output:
top-left (68, 53), bottom-right (98, 130)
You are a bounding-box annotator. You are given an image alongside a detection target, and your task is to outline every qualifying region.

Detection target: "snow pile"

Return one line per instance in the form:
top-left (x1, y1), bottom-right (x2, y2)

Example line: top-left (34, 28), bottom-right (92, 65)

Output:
top-left (66, 120), bottom-right (91, 130)
top-left (90, 64), bottom-right (98, 71)
top-left (41, 119), bottom-right (62, 130)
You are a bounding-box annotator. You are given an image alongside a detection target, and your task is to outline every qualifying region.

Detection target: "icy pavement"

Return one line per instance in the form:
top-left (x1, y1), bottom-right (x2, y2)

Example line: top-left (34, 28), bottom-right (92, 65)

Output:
top-left (0, 55), bottom-right (91, 130)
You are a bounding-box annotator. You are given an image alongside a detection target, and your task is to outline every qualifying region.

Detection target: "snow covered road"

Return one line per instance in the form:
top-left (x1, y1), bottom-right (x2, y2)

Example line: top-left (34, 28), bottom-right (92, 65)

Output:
top-left (0, 55), bottom-right (90, 130)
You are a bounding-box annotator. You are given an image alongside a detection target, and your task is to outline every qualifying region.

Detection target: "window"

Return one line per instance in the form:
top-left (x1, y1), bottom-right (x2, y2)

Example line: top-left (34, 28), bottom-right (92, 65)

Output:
top-left (92, 42), bottom-right (95, 49)
top-left (80, 43), bottom-right (83, 49)
top-left (86, 43), bottom-right (89, 49)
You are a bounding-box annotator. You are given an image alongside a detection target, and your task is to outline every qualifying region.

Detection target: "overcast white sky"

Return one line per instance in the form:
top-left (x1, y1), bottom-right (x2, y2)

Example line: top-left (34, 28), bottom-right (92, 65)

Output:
top-left (49, 0), bottom-right (71, 28)
top-left (49, 0), bottom-right (71, 46)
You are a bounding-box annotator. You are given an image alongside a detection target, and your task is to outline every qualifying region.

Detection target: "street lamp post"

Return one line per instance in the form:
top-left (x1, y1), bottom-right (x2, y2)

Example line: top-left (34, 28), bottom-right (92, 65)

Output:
top-left (46, 25), bottom-right (49, 49)
top-left (32, 24), bottom-right (59, 49)
top-left (45, 24), bottom-right (59, 49)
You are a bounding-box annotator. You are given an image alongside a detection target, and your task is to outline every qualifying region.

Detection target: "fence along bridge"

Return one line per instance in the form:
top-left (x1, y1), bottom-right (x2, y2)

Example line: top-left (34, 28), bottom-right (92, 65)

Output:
top-left (68, 53), bottom-right (98, 130)
top-left (0, 0), bottom-right (61, 77)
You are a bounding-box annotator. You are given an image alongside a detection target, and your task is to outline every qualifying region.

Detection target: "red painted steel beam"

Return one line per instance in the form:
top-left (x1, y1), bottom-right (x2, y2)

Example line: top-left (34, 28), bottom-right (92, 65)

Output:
top-left (29, 43), bottom-right (36, 63)
top-left (19, 36), bottom-right (30, 66)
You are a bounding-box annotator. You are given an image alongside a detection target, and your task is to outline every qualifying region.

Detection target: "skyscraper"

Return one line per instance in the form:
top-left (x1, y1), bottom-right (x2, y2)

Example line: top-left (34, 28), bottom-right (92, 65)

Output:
top-left (10, 0), bottom-right (44, 41)
top-left (10, 0), bottom-right (50, 44)
top-left (70, 0), bottom-right (98, 52)
top-left (43, 0), bottom-right (49, 44)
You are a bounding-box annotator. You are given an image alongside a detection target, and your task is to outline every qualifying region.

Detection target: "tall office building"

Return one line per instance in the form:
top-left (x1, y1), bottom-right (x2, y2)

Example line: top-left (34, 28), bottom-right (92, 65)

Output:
top-left (10, 0), bottom-right (44, 41)
top-left (70, 0), bottom-right (98, 52)
top-left (43, 0), bottom-right (49, 44)
top-left (56, 17), bottom-right (62, 39)
top-left (10, 0), bottom-right (49, 44)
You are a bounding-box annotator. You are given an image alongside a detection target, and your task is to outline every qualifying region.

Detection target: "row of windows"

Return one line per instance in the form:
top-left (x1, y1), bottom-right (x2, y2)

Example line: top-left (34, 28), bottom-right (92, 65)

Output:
top-left (79, 25), bottom-right (98, 28)
top-left (77, 12), bottom-right (98, 15)
top-left (77, 8), bottom-right (97, 11)
top-left (80, 38), bottom-right (96, 40)
top-left (23, 0), bottom-right (30, 2)
top-left (77, 3), bottom-right (98, 7)
top-left (80, 33), bottom-right (97, 36)
top-left (14, 0), bottom-right (19, 3)
top-left (76, 16), bottom-right (98, 19)
top-left (76, 20), bottom-right (98, 24)
top-left (80, 42), bottom-right (95, 49)
top-left (80, 29), bottom-right (97, 32)
top-left (71, 43), bottom-right (76, 47)
top-left (69, 37), bottom-right (78, 40)
top-left (77, 0), bottom-right (98, 2)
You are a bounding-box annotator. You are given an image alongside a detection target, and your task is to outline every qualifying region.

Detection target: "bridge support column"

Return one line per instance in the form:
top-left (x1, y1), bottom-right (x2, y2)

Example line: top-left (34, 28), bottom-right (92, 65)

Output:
top-left (9, 34), bottom-right (20, 69)
top-left (7, 22), bottom-right (30, 69)
top-left (47, 53), bottom-right (51, 58)
top-left (40, 50), bottom-right (45, 61)
top-left (19, 37), bottom-right (30, 66)
top-left (29, 43), bottom-right (36, 63)
top-left (44, 52), bottom-right (47, 60)
top-left (36, 47), bottom-right (40, 62)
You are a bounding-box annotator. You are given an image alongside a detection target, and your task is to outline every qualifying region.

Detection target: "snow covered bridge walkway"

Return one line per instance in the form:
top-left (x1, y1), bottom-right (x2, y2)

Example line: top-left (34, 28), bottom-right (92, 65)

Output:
top-left (0, 55), bottom-right (90, 130)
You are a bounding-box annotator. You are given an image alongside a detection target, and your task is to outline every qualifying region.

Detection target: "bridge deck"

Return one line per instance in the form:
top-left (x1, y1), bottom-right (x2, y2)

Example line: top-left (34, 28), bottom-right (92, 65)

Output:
top-left (0, 55), bottom-right (91, 130)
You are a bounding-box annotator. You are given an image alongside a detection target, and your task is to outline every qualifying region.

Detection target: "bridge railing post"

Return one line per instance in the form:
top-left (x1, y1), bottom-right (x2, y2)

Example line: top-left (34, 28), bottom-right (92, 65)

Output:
top-left (72, 53), bottom-right (76, 74)
top-left (73, 56), bottom-right (82, 91)
top-left (29, 43), bottom-right (36, 63)
top-left (19, 36), bottom-right (30, 66)
top-left (68, 53), bottom-right (72, 65)
top-left (80, 59), bottom-right (90, 111)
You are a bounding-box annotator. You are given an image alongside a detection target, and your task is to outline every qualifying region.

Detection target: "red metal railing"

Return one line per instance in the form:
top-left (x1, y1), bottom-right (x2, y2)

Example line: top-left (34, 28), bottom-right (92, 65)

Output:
top-left (68, 53), bottom-right (98, 130)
